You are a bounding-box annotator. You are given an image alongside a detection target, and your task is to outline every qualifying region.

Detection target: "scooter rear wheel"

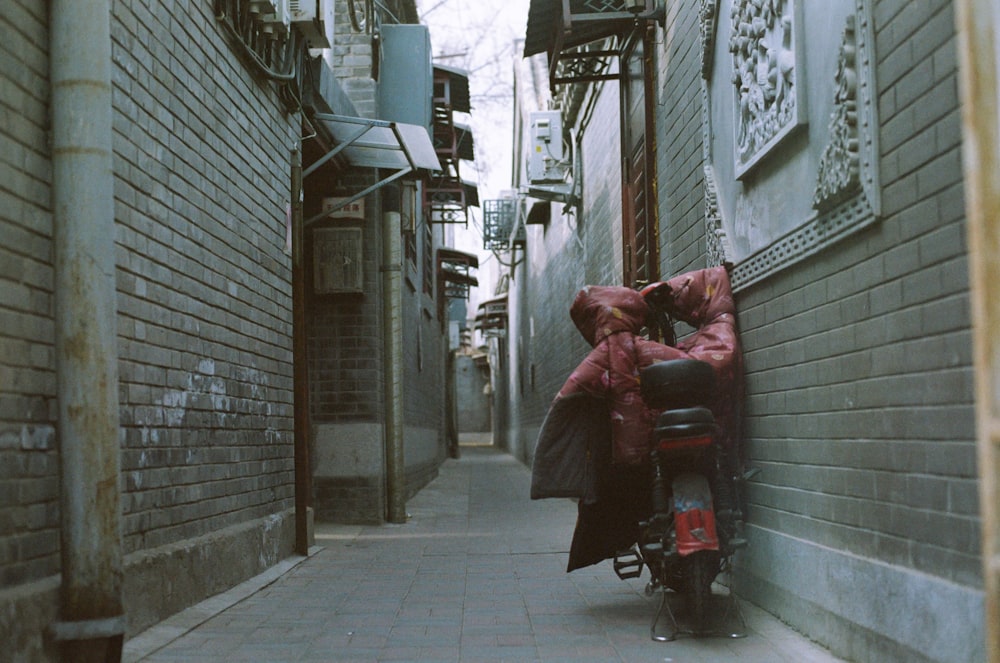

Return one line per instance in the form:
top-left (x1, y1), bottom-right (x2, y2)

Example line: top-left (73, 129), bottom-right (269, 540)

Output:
top-left (686, 550), bottom-right (717, 633)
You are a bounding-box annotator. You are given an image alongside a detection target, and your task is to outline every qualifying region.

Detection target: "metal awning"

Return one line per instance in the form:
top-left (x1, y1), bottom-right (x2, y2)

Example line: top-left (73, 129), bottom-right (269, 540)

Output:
top-left (304, 113), bottom-right (441, 223)
top-left (437, 248), bottom-right (479, 300)
top-left (454, 123), bottom-right (475, 162)
top-left (475, 295), bottom-right (508, 334)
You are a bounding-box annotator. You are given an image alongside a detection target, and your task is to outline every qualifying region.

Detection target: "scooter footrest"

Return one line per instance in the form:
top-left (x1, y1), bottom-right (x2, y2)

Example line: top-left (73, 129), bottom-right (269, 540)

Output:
top-left (613, 549), bottom-right (644, 580)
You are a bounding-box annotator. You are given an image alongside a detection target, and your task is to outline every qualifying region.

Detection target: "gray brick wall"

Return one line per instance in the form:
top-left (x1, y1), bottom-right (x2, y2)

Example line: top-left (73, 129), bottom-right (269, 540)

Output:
top-left (0, 1), bottom-right (50, 598)
top-left (734, 0), bottom-right (977, 587)
top-left (501, 80), bottom-right (626, 462)
top-left (502, 0), bottom-right (980, 659)
top-left (111, 0), bottom-right (297, 557)
top-left (654, 0), bottom-right (706, 275)
top-left (2, 0), bottom-right (298, 633)
top-left (649, 0), bottom-right (977, 588)
top-left (0, 0), bottom-right (60, 589)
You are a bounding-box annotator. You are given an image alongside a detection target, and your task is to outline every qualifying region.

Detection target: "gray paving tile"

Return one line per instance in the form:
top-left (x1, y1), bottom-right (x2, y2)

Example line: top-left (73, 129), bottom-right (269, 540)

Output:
top-left (125, 446), bottom-right (846, 663)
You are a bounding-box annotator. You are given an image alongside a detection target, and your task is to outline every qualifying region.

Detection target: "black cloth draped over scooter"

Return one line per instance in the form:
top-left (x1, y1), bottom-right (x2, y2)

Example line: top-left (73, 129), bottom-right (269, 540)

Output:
top-left (530, 267), bottom-right (743, 572)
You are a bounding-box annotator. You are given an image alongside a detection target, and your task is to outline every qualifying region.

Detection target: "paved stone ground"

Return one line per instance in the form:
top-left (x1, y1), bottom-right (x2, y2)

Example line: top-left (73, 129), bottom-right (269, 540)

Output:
top-left (124, 446), bottom-right (846, 662)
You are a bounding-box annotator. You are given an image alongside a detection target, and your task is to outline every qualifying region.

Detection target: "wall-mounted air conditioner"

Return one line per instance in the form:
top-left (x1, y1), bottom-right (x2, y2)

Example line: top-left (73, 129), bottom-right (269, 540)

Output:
top-left (260, 0), bottom-right (290, 36)
top-left (290, 0), bottom-right (332, 48)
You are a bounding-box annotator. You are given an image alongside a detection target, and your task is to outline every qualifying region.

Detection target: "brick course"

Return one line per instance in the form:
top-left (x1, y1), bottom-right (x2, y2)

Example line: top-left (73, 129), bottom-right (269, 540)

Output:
top-left (2, 0), bottom-right (298, 650)
top-left (504, 0), bottom-right (981, 660)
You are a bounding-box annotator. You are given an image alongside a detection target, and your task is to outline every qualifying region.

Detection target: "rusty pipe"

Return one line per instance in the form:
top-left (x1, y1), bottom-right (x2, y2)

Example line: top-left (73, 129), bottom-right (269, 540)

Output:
top-left (50, 0), bottom-right (125, 659)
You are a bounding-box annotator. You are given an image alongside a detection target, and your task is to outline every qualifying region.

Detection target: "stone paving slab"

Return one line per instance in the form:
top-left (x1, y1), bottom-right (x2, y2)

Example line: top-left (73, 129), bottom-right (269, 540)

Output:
top-left (125, 446), bottom-right (847, 662)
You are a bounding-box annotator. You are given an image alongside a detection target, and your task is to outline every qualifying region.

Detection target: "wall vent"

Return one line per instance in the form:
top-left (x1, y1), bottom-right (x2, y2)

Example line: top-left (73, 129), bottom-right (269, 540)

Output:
top-left (313, 227), bottom-right (363, 294)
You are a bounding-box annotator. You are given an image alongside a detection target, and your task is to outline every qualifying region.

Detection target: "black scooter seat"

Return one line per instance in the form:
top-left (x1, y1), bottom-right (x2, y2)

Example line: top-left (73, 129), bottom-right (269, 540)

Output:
top-left (654, 406), bottom-right (714, 427)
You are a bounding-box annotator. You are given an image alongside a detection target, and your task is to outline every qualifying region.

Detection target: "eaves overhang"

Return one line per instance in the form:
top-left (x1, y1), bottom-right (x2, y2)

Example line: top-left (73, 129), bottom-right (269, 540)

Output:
top-left (433, 64), bottom-right (472, 113)
top-left (523, 0), bottom-right (663, 89)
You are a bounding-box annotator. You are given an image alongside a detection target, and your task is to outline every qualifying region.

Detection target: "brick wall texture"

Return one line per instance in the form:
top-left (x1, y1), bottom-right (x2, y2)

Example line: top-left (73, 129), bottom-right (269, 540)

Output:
top-left (307, 2), bottom-right (449, 521)
top-left (505, 0), bottom-right (980, 659)
top-left (2, 0), bottom-right (297, 639)
top-left (734, 0), bottom-right (978, 583)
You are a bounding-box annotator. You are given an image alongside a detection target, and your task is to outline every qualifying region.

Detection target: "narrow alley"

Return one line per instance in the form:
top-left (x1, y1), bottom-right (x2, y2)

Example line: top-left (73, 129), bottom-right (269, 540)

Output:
top-left (123, 445), bottom-right (844, 663)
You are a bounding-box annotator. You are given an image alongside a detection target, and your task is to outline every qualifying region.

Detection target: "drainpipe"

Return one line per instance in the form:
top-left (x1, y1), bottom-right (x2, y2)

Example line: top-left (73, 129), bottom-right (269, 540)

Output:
top-left (382, 208), bottom-right (406, 523)
top-left (291, 147), bottom-right (313, 555)
top-left (49, 0), bottom-right (125, 661)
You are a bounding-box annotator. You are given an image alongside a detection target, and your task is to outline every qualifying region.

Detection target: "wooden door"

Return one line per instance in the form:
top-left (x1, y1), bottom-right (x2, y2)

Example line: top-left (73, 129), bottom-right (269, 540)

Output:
top-left (620, 27), bottom-right (658, 287)
top-left (955, 0), bottom-right (1000, 659)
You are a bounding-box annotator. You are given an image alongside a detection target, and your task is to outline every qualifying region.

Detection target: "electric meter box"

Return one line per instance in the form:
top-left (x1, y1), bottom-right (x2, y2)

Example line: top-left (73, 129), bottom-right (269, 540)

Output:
top-left (528, 111), bottom-right (565, 184)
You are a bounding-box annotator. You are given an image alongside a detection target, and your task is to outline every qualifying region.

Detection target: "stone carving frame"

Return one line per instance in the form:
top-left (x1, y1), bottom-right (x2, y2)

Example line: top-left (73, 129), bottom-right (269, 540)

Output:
top-left (701, 0), bottom-right (880, 290)
top-left (729, 0), bottom-right (807, 178)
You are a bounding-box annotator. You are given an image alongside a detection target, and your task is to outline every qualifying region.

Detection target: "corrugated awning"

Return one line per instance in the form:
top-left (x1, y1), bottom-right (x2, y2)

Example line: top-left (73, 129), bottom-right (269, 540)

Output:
top-left (523, 0), bottom-right (636, 57)
top-left (304, 113), bottom-right (441, 222)
top-left (438, 247), bottom-right (479, 269)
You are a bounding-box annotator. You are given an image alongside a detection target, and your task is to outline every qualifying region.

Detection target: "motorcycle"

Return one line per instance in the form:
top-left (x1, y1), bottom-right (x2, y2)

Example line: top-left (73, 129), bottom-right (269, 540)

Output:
top-left (610, 280), bottom-right (753, 641)
top-left (530, 267), bottom-right (752, 641)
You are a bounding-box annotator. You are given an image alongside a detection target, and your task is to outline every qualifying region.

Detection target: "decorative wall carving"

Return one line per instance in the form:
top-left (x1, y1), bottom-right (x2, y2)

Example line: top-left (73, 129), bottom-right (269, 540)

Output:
top-left (728, 0), bottom-right (804, 176)
top-left (730, 195), bottom-right (876, 290)
top-left (813, 15), bottom-right (860, 211)
top-left (700, 0), bottom-right (719, 79)
top-left (704, 165), bottom-right (732, 268)
top-left (697, 0), bottom-right (880, 290)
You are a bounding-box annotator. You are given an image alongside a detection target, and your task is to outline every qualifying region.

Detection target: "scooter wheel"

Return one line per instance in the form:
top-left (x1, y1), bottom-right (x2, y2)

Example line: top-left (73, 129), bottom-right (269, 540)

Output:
top-left (686, 551), bottom-right (718, 633)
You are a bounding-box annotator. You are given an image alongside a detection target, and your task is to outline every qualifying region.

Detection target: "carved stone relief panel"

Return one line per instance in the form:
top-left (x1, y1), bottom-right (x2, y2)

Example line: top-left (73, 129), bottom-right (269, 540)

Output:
top-left (697, 0), bottom-right (879, 287)
top-left (728, 0), bottom-right (806, 177)
top-left (813, 15), bottom-right (860, 212)
top-left (701, 0), bottom-right (719, 79)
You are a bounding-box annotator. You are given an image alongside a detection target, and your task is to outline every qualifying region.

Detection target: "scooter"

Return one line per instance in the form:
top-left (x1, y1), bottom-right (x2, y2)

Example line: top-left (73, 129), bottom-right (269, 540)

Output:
top-left (611, 282), bottom-right (752, 641)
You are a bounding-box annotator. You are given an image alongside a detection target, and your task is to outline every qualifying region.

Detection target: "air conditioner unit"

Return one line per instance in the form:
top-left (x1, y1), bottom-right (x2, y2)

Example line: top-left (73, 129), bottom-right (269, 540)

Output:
top-left (261, 0), bottom-right (290, 36)
top-left (528, 111), bottom-right (566, 184)
top-left (290, 0), bottom-right (331, 48)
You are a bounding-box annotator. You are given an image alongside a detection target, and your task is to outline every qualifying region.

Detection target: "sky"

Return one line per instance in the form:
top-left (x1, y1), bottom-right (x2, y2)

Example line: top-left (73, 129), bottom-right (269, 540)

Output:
top-left (417, 0), bottom-right (533, 313)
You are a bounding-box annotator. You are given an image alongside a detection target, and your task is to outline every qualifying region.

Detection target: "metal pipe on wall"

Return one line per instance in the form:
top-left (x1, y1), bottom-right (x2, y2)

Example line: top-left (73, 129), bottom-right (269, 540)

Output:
top-left (381, 210), bottom-right (406, 523)
top-left (49, 0), bottom-right (125, 660)
top-left (291, 147), bottom-right (313, 555)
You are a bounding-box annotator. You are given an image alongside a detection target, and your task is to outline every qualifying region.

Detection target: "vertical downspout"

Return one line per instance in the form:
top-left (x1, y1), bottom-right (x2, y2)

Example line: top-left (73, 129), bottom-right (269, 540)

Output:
top-left (382, 209), bottom-right (406, 523)
top-left (291, 147), bottom-right (313, 555)
top-left (49, 0), bottom-right (125, 660)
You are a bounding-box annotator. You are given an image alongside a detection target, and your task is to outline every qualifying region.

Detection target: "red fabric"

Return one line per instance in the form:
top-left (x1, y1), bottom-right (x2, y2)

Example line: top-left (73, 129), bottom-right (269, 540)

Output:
top-left (553, 267), bottom-right (742, 466)
top-left (555, 286), bottom-right (684, 465)
top-left (664, 266), bottom-right (743, 457)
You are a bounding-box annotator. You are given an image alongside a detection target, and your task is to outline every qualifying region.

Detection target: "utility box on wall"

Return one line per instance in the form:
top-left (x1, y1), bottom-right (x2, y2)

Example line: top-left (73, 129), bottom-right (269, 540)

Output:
top-left (313, 227), bottom-right (363, 294)
top-left (377, 25), bottom-right (433, 135)
top-left (528, 111), bottom-right (565, 184)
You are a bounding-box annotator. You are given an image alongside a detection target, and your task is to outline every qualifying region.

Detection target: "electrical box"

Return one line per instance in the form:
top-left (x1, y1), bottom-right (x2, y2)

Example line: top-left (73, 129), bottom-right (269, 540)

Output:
top-left (313, 227), bottom-right (364, 294)
top-left (528, 111), bottom-right (565, 184)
